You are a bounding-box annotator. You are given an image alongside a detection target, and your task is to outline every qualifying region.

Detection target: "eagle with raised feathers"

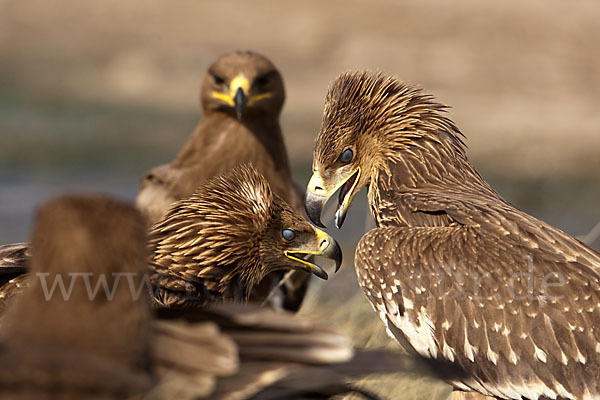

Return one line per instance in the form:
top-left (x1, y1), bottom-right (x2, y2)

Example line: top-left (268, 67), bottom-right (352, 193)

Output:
top-left (305, 71), bottom-right (600, 400)
top-left (150, 164), bottom-right (341, 308)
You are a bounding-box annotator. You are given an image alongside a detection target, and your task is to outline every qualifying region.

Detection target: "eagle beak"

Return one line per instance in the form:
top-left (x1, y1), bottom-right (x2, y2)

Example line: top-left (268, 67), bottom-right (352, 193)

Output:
top-left (230, 75), bottom-right (249, 120)
top-left (334, 168), bottom-right (360, 229)
top-left (305, 172), bottom-right (329, 228)
top-left (233, 87), bottom-right (247, 120)
top-left (305, 169), bottom-right (361, 229)
top-left (284, 229), bottom-right (342, 280)
top-left (211, 74), bottom-right (271, 120)
top-left (304, 191), bottom-right (328, 228)
top-left (211, 75), bottom-right (250, 120)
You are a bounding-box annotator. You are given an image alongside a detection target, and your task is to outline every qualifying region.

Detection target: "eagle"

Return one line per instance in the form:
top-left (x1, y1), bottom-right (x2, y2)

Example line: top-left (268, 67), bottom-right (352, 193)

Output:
top-left (0, 166), bottom-right (341, 311)
top-left (0, 194), bottom-right (400, 399)
top-left (135, 50), bottom-right (309, 312)
top-left (149, 164), bottom-right (341, 308)
top-left (304, 71), bottom-right (600, 400)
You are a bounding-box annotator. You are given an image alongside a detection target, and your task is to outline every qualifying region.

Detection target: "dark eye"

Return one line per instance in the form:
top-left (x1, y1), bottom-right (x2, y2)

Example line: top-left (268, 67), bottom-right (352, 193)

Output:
top-left (281, 229), bottom-right (295, 241)
top-left (255, 73), bottom-right (272, 88)
top-left (339, 149), bottom-right (353, 164)
top-left (211, 73), bottom-right (225, 86)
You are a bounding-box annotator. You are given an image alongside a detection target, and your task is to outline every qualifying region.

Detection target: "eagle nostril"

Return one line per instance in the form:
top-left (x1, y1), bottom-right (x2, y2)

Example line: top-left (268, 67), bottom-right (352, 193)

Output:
top-left (319, 238), bottom-right (328, 249)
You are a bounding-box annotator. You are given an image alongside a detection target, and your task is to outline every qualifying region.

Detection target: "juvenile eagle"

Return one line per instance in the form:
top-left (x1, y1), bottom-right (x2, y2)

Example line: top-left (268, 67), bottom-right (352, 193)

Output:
top-left (136, 50), bottom-right (309, 311)
top-left (0, 166), bottom-right (341, 310)
top-left (0, 195), bottom-right (397, 400)
top-left (305, 71), bottom-right (600, 399)
top-left (150, 164), bottom-right (341, 308)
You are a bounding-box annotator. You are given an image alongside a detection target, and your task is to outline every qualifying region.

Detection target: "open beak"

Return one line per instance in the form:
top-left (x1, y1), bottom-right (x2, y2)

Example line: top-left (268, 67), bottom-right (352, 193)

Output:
top-left (284, 229), bottom-right (342, 280)
top-left (305, 168), bottom-right (361, 229)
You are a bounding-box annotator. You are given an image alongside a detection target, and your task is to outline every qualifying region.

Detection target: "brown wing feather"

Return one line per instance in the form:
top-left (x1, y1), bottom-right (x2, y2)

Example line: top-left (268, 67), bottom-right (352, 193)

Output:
top-left (400, 188), bottom-right (600, 272)
top-left (356, 225), bottom-right (600, 399)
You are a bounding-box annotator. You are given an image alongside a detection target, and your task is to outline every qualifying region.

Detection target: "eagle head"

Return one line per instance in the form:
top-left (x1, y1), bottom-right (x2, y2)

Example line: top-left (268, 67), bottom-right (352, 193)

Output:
top-left (305, 71), bottom-right (465, 228)
top-left (201, 50), bottom-right (285, 121)
top-left (150, 164), bottom-right (341, 299)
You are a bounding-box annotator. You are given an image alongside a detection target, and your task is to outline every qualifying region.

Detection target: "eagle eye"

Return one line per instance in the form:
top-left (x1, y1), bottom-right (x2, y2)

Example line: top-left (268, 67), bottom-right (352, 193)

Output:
top-left (255, 72), bottom-right (272, 88)
top-left (339, 149), bottom-right (353, 164)
top-left (211, 73), bottom-right (225, 86)
top-left (281, 229), bottom-right (296, 241)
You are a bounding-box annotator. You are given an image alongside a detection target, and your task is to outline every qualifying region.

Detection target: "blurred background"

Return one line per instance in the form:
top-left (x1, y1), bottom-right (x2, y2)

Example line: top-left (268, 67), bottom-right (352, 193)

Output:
top-left (1, 0), bottom-right (599, 397)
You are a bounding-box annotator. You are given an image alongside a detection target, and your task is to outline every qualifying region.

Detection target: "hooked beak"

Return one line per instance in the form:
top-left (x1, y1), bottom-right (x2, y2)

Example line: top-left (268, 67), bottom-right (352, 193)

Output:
top-left (211, 74), bottom-right (272, 121)
top-left (211, 74), bottom-right (250, 120)
top-left (284, 229), bottom-right (342, 280)
top-left (233, 87), bottom-right (247, 120)
top-left (305, 168), bottom-right (361, 229)
top-left (304, 190), bottom-right (328, 228)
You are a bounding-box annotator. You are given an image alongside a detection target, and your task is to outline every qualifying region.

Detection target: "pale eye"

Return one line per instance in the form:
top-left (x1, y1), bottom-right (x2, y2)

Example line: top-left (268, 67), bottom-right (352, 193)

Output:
top-left (281, 229), bottom-right (295, 241)
top-left (339, 149), bottom-right (353, 164)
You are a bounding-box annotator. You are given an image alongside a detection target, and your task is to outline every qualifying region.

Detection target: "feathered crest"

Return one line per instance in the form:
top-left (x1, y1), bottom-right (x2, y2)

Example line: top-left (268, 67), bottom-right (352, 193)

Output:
top-left (150, 164), bottom-right (273, 279)
top-left (193, 163), bottom-right (273, 237)
top-left (316, 71), bottom-right (466, 166)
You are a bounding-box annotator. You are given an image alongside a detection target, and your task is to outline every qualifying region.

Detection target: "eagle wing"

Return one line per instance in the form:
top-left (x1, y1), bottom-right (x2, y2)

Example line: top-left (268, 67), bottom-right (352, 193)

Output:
top-left (356, 225), bottom-right (600, 399)
top-left (376, 187), bottom-right (600, 273)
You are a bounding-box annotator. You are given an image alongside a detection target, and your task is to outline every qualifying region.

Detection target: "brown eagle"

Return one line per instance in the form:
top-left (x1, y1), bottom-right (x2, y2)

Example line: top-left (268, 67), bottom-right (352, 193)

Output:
top-left (304, 71), bottom-right (600, 399)
top-left (0, 194), bottom-right (398, 399)
top-left (150, 164), bottom-right (341, 308)
top-left (136, 50), bottom-right (309, 312)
